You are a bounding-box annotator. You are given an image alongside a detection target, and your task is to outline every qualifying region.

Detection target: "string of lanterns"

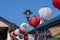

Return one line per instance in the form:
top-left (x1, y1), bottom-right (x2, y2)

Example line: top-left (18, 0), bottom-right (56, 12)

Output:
top-left (9, 7), bottom-right (52, 40)
top-left (10, 23), bottom-right (29, 38)
top-left (9, 0), bottom-right (60, 39)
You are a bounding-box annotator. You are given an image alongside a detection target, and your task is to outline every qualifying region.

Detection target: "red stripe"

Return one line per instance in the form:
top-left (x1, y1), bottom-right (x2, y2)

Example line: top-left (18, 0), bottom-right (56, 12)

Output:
top-left (13, 31), bottom-right (17, 36)
top-left (19, 29), bottom-right (25, 34)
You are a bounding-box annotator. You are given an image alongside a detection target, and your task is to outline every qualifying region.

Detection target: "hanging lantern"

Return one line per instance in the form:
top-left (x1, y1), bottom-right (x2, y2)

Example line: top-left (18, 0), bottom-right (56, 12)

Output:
top-left (19, 29), bottom-right (25, 34)
top-left (13, 29), bottom-right (25, 35)
top-left (29, 16), bottom-right (40, 28)
top-left (20, 23), bottom-right (29, 33)
top-left (13, 29), bottom-right (20, 36)
top-left (19, 23), bottom-right (29, 40)
top-left (38, 6), bottom-right (52, 21)
top-left (10, 29), bottom-right (25, 39)
top-left (52, 0), bottom-right (60, 10)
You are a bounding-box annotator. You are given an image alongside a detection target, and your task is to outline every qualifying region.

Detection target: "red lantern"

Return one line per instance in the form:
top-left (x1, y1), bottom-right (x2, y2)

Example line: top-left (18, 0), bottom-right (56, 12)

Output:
top-left (52, 0), bottom-right (60, 10)
top-left (29, 16), bottom-right (40, 28)
top-left (19, 29), bottom-right (25, 34)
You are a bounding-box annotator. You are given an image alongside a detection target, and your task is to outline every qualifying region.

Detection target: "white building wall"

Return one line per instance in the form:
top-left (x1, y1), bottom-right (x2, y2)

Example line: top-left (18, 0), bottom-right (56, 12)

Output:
top-left (0, 21), bottom-right (8, 27)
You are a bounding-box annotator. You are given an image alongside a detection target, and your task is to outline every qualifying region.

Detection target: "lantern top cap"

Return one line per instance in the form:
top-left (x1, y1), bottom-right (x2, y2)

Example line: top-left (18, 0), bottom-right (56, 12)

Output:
top-left (24, 10), bottom-right (32, 15)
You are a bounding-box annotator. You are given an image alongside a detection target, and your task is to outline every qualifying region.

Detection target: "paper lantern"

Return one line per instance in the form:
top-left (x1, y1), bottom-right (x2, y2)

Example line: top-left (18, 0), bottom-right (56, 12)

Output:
top-left (38, 6), bottom-right (52, 20)
top-left (19, 29), bottom-right (25, 34)
top-left (52, 0), bottom-right (60, 10)
top-left (13, 29), bottom-right (20, 36)
top-left (20, 23), bottom-right (29, 32)
top-left (29, 16), bottom-right (40, 28)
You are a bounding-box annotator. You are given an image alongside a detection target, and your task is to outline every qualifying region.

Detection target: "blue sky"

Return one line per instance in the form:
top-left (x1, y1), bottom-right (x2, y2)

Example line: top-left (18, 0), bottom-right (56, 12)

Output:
top-left (0, 0), bottom-right (60, 27)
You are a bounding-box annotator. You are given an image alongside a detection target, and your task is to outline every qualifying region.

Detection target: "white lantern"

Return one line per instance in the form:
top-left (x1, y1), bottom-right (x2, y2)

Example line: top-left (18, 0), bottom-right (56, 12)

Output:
top-left (38, 6), bottom-right (52, 20)
top-left (14, 29), bottom-right (20, 36)
top-left (20, 23), bottom-right (29, 32)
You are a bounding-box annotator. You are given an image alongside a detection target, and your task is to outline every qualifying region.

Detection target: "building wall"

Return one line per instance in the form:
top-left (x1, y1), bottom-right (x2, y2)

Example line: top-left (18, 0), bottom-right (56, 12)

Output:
top-left (48, 24), bottom-right (60, 37)
top-left (0, 21), bottom-right (8, 27)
